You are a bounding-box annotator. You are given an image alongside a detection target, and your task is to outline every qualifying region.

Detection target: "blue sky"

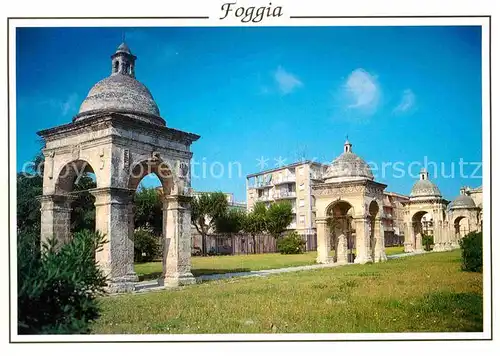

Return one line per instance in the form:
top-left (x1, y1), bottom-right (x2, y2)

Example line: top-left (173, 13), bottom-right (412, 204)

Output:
top-left (16, 26), bottom-right (482, 202)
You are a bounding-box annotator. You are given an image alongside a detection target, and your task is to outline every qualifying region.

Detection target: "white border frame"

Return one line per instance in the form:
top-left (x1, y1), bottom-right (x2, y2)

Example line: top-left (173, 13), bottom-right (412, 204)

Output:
top-left (7, 16), bottom-right (491, 343)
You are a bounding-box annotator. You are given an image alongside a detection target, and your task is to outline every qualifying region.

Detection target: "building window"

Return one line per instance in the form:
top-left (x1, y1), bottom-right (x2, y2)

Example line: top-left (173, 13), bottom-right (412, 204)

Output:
top-left (299, 199), bottom-right (305, 207)
top-left (299, 215), bottom-right (305, 224)
top-left (113, 60), bottom-right (119, 73)
top-left (298, 167), bottom-right (304, 176)
top-left (299, 183), bottom-right (305, 191)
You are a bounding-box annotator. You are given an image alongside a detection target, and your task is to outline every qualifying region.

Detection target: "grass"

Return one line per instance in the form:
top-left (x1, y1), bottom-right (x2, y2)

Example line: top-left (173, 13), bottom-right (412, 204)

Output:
top-left (93, 249), bottom-right (482, 334)
top-left (134, 245), bottom-right (406, 281)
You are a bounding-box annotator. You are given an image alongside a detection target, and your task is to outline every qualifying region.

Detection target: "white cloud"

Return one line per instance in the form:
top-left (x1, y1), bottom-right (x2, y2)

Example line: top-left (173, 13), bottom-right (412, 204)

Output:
top-left (273, 66), bottom-right (303, 95)
top-left (344, 68), bottom-right (380, 111)
top-left (60, 93), bottom-right (79, 116)
top-left (393, 89), bottom-right (416, 114)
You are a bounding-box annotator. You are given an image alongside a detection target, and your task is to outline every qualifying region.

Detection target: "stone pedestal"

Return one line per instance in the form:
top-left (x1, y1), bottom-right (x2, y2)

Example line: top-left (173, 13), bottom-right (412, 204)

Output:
top-left (39, 194), bottom-right (76, 248)
top-left (415, 232), bottom-right (424, 253)
top-left (336, 233), bottom-right (348, 265)
top-left (403, 223), bottom-right (415, 253)
top-left (91, 187), bottom-right (138, 293)
top-left (159, 195), bottom-right (196, 287)
top-left (316, 218), bottom-right (333, 264)
top-left (354, 217), bottom-right (373, 264)
top-left (373, 218), bottom-right (387, 262)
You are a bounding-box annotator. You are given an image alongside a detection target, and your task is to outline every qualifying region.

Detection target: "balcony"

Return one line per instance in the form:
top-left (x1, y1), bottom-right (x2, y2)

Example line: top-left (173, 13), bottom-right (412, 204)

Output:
top-left (287, 222), bottom-right (297, 229)
top-left (256, 195), bottom-right (273, 202)
top-left (274, 175), bottom-right (296, 185)
top-left (251, 182), bottom-right (273, 189)
top-left (273, 191), bottom-right (297, 199)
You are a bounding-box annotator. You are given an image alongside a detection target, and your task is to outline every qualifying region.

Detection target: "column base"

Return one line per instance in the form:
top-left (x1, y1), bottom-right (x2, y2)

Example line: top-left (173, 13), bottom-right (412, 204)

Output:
top-left (159, 273), bottom-right (197, 288)
top-left (373, 252), bottom-right (387, 263)
top-left (404, 243), bottom-right (415, 253)
top-left (354, 255), bottom-right (373, 264)
top-left (433, 243), bottom-right (446, 252)
top-left (316, 256), bottom-right (334, 264)
top-left (105, 275), bottom-right (138, 294)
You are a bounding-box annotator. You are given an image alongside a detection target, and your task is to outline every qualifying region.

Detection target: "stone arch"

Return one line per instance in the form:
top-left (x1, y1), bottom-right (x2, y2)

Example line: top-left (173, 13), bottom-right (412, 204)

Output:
top-left (453, 215), bottom-right (470, 238)
top-left (325, 200), bottom-right (355, 264)
top-left (55, 159), bottom-right (97, 194)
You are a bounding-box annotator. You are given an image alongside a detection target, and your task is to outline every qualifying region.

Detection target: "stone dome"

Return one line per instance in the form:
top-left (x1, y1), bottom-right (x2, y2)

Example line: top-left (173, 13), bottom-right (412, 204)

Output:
top-left (323, 140), bottom-right (374, 183)
top-left (410, 169), bottom-right (442, 198)
top-left (450, 191), bottom-right (476, 210)
top-left (74, 43), bottom-right (165, 126)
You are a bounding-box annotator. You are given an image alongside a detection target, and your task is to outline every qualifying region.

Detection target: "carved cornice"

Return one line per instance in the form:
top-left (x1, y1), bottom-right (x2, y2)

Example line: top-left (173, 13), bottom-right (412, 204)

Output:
top-left (37, 113), bottom-right (200, 145)
top-left (312, 179), bottom-right (386, 197)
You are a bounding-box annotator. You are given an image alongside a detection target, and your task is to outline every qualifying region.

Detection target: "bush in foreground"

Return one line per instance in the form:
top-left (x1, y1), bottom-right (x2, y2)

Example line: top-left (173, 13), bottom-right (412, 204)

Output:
top-left (422, 234), bottom-right (434, 251)
top-left (134, 228), bottom-right (160, 263)
top-left (18, 230), bottom-right (107, 334)
top-left (459, 231), bottom-right (482, 272)
top-left (277, 231), bottom-right (305, 255)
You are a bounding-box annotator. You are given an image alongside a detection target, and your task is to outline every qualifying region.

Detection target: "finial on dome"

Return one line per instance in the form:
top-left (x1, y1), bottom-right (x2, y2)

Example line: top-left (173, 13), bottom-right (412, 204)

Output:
top-left (344, 136), bottom-right (352, 153)
top-left (419, 168), bottom-right (429, 181)
top-left (111, 42), bottom-right (137, 77)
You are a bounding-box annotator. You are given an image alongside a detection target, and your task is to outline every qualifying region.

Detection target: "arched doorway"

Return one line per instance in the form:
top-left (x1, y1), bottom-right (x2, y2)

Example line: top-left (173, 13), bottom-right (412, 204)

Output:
top-left (127, 157), bottom-right (194, 288)
top-left (326, 200), bottom-right (355, 264)
top-left (368, 200), bottom-right (379, 260)
top-left (453, 216), bottom-right (470, 239)
top-left (40, 159), bottom-right (98, 246)
top-left (411, 211), bottom-right (431, 252)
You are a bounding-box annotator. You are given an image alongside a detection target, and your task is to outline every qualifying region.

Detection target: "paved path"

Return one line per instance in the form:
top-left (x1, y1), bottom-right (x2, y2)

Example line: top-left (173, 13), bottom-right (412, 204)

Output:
top-left (133, 251), bottom-right (427, 293)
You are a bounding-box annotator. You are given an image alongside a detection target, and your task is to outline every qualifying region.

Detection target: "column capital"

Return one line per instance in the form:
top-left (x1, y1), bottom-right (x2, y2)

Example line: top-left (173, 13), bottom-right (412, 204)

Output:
top-left (38, 194), bottom-right (78, 210)
top-left (164, 194), bottom-right (192, 210)
top-left (315, 217), bottom-right (328, 224)
top-left (89, 187), bottom-right (135, 206)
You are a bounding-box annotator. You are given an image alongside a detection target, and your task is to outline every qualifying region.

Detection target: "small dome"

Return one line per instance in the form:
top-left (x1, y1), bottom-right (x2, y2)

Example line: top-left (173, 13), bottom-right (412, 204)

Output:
top-left (410, 170), bottom-right (441, 198)
top-left (450, 194), bottom-right (476, 210)
top-left (323, 140), bottom-right (374, 183)
top-left (75, 75), bottom-right (163, 125)
top-left (116, 42), bottom-right (132, 54)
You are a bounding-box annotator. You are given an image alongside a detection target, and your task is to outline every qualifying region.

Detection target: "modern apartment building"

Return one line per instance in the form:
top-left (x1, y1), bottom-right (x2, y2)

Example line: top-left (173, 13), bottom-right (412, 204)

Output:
top-left (246, 161), bottom-right (329, 234)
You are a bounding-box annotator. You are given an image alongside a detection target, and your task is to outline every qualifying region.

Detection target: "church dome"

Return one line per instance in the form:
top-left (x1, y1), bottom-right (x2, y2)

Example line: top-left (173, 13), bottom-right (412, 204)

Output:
top-left (410, 169), bottom-right (441, 198)
top-left (74, 43), bottom-right (165, 126)
top-left (450, 188), bottom-right (476, 210)
top-left (323, 140), bottom-right (374, 183)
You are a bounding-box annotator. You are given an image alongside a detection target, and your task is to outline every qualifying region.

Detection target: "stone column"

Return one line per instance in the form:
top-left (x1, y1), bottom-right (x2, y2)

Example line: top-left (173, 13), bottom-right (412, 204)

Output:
top-left (403, 222), bottom-right (414, 253)
top-left (91, 187), bottom-right (138, 293)
top-left (159, 195), bottom-right (196, 287)
top-left (316, 218), bottom-right (333, 264)
top-left (39, 194), bottom-right (76, 248)
top-left (354, 217), bottom-right (373, 264)
top-left (433, 220), bottom-right (444, 252)
top-left (415, 232), bottom-right (423, 253)
top-left (336, 233), bottom-right (348, 265)
top-left (162, 198), bottom-right (171, 257)
top-left (373, 218), bottom-right (387, 262)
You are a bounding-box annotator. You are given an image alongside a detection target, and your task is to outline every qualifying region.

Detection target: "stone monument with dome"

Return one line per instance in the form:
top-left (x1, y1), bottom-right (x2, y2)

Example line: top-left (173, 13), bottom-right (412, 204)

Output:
top-left (37, 43), bottom-right (200, 293)
top-left (312, 139), bottom-right (388, 265)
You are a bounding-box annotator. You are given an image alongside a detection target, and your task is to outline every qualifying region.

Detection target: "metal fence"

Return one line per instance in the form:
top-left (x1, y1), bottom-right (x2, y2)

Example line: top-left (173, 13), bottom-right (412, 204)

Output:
top-left (192, 231), bottom-right (404, 256)
top-left (192, 232), bottom-right (318, 255)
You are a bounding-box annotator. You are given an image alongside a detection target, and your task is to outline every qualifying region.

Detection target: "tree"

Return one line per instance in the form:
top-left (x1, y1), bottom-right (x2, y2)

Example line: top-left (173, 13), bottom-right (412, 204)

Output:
top-left (215, 208), bottom-right (246, 234)
top-left (134, 187), bottom-right (163, 236)
top-left (191, 192), bottom-right (229, 255)
top-left (70, 173), bottom-right (96, 233)
top-left (266, 201), bottom-right (294, 239)
top-left (242, 202), bottom-right (267, 254)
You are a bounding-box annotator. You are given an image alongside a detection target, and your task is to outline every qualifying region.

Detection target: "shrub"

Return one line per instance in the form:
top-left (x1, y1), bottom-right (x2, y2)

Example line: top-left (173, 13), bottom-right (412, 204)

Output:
top-left (422, 234), bottom-right (434, 251)
top-left (459, 231), bottom-right (482, 272)
top-left (277, 231), bottom-right (305, 255)
top-left (134, 228), bottom-right (160, 263)
top-left (18, 230), bottom-right (108, 334)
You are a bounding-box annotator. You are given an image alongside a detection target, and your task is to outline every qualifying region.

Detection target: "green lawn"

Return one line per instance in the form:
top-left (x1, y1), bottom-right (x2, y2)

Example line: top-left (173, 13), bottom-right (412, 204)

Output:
top-left (94, 250), bottom-right (482, 334)
top-left (134, 246), bottom-right (406, 281)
